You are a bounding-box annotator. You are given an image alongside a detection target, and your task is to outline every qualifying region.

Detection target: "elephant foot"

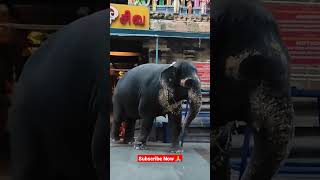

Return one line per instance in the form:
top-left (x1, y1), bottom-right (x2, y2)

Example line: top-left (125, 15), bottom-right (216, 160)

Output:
top-left (169, 145), bottom-right (183, 153)
top-left (133, 141), bottom-right (147, 150)
top-left (110, 138), bottom-right (121, 143)
top-left (123, 138), bottom-right (135, 145)
top-left (169, 149), bottom-right (183, 154)
top-left (110, 138), bottom-right (127, 145)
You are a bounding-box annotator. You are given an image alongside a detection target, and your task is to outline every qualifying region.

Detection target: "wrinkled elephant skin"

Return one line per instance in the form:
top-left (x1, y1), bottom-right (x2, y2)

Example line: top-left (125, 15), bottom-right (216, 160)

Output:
top-left (111, 61), bottom-right (202, 152)
top-left (212, 0), bottom-right (294, 180)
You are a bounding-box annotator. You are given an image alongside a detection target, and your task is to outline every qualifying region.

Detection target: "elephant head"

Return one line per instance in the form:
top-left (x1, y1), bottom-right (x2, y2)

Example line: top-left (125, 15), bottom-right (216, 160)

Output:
top-left (159, 61), bottom-right (202, 147)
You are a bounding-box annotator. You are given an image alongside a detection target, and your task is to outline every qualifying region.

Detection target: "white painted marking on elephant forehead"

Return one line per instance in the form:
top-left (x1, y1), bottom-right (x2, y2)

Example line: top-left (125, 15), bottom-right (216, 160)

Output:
top-left (225, 49), bottom-right (261, 79)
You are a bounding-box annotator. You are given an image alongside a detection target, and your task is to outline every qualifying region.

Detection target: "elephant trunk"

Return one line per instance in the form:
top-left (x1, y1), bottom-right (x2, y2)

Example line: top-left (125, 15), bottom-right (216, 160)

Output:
top-left (180, 76), bottom-right (202, 147)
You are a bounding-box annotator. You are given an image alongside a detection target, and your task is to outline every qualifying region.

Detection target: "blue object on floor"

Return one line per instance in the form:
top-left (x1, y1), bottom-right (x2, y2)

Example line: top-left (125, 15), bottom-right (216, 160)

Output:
top-left (162, 122), bottom-right (170, 143)
top-left (162, 101), bottom-right (189, 143)
top-left (239, 127), bottom-right (252, 180)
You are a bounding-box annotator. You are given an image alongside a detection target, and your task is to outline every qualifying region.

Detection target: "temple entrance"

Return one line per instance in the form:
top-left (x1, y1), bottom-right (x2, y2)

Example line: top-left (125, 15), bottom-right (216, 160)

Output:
top-left (110, 38), bottom-right (149, 95)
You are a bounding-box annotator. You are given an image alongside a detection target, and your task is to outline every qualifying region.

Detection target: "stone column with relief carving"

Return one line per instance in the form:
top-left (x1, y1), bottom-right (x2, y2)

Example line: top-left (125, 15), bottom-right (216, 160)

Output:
top-left (187, 0), bottom-right (193, 15)
top-left (173, 0), bottom-right (180, 14)
top-left (152, 0), bottom-right (157, 12)
top-left (180, 0), bottom-right (185, 7)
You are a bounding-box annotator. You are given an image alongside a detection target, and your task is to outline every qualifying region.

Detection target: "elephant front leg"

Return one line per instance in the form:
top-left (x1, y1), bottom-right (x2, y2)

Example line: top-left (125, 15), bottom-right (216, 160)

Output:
top-left (241, 87), bottom-right (294, 180)
top-left (134, 117), bottom-right (154, 150)
top-left (241, 127), bottom-right (292, 180)
top-left (168, 113), bottom-right (182, 153)
top-left (211, 122), bottom-right (235, 180)
top-left (241, 115), bottom-right (294, 180)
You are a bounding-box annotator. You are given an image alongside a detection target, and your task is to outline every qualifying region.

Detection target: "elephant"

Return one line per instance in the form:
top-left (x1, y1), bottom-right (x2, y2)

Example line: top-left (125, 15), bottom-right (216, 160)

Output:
top-left (211, 0), bottom-right (294, 180)
top-left (110, 61), bottom-right (202, 152)
top-left (8, 10), bottom-right (109, 180)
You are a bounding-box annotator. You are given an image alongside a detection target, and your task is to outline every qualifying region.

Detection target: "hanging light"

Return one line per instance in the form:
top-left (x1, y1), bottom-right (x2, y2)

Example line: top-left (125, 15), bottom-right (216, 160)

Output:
top-left (110, 51), bottom-right (140, 56)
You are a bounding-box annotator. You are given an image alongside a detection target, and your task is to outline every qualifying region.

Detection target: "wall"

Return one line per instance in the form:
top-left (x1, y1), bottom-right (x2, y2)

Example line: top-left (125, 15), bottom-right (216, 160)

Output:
top-left (142, 38), bottom-right (210, 64)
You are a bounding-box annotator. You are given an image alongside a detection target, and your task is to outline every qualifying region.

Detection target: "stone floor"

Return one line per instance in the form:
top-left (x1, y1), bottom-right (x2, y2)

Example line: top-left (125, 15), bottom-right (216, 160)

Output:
top-left (110, 142), bottom-right (210, 180)
top-left (0, 141), bottom-right (319, 180)
top-left (1, 97), bottom-right (320, 179)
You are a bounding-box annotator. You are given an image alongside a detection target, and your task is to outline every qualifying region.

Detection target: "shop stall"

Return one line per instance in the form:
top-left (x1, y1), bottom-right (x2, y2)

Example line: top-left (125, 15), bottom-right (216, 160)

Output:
top-left (110, 3), bottom-right (210, 91)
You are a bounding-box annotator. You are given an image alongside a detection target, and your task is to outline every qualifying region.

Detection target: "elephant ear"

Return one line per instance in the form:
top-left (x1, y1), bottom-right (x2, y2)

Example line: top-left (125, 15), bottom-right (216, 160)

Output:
top-left (161, 64), bottom-right (178, 85)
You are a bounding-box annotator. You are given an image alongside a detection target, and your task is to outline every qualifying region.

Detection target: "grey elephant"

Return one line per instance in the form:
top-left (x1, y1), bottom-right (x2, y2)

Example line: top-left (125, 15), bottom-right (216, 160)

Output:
top-left (212, 0), bottom-right (294, 180)
top-left (111, 61), bottom-right (202, 152)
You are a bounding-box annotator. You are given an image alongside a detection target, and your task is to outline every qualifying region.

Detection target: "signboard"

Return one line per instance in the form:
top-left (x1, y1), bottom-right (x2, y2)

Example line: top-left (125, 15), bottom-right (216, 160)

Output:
top-left (264, 2), bottom-right (320, 64)
top-left (193, 62), bottom-right (210, 84)
top-left (110, 3), bottom-right (150, 30)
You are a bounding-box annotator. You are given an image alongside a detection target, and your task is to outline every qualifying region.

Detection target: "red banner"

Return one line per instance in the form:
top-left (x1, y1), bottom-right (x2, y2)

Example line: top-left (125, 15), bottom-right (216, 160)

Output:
top-left (264, 2), bottom-right (320, 64)
top-left (193, 62), bottom-right (210, 84)
top-left (137, 154), bottom-right (183, 162)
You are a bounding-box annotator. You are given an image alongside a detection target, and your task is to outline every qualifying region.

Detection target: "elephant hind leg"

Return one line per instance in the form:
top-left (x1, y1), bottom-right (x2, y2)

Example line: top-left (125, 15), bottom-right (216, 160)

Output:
top-left (110, 102), bottom-right (123, 141)
top-left (135, 117), bottom-right (154, 149)
top-left (135, 99), bottom-right (156, 149)
top-left (123, 118), bottom-right (136, 144)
